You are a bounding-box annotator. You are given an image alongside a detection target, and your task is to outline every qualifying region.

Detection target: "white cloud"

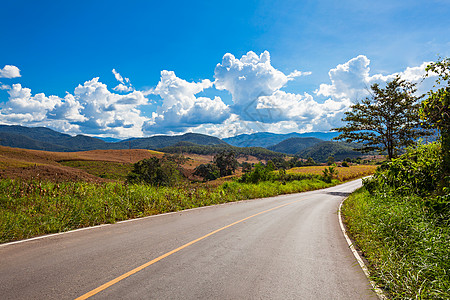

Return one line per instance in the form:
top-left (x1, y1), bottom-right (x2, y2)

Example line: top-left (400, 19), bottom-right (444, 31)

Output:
top-left (316, 55), bottom-right (371, 101)
top-left (112, 69), bottom-right (134, 93)
top-left (316, 55), bottom-right (435, 102)
top-left (0, 54), bottom-right (438, 139)
top-left (287, 70), bottom-right (312, 79)
top-left (0, 65), bottom-right (21, 78)
top-left (0, 78), bottom-right (149, 137)
top-left (113, 83), bottom-right (134, 92)
top-left (144, 70), bottom-right (230, 134)
top-left (214, 51), bottom-right (289, 110)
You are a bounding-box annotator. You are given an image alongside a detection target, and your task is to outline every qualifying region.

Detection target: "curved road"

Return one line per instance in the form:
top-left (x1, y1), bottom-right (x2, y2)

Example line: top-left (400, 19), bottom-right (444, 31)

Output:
top-left (0, 179), bottom-right (377, 299)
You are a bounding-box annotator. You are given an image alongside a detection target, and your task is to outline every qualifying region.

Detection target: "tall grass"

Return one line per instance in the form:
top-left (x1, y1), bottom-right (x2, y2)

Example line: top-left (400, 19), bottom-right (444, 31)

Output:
top-left (0, 178), bottom-right (337, 243)
top-left (343, 188), bottom-right (450, 299)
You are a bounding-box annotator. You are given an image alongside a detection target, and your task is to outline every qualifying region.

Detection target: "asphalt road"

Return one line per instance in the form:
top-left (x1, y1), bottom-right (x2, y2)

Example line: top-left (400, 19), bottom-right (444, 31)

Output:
top-left (1, 179), bottom-right (377, 299)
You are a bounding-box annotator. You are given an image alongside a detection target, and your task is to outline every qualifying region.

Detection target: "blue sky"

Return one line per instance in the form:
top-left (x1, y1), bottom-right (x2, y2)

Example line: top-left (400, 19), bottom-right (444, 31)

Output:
top-left (1, 0), bottom-right (449, 139)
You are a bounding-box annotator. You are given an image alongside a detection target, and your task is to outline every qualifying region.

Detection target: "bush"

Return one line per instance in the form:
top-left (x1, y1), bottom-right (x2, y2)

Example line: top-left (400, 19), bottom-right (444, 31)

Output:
top-left (193, 163), bottom-right (220, 182)
top-left (127, 157), bottom-right (183, 186)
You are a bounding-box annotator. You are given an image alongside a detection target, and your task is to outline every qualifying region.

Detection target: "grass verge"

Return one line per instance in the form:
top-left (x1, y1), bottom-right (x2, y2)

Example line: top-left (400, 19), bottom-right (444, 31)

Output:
top-left (342, 188), bottom-right (450, 299)
top-left (1, 178), bottom-right (338, 243)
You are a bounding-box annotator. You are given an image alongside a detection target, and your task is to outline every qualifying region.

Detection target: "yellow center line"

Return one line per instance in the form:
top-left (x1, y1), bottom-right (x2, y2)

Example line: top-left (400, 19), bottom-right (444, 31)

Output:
top-left (75, 199), bottom-right (301, 300)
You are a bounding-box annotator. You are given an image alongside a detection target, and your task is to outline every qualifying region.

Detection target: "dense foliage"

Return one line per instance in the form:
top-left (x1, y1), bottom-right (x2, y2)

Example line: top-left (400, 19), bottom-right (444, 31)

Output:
top-left (296, 141), bottom-right (362, 162)
top-left (334, 76), bottom-right (429, 159)
top-left (126, 157), bottom-right (183, 186)
top-left (343, 141), bottom-right (449, 299)
top-left (421, 57), bottom-right (450, 176)
top-left (213, 150), bottom-right (239, 177)
top-left (193, 163), bottom-right (220, 181)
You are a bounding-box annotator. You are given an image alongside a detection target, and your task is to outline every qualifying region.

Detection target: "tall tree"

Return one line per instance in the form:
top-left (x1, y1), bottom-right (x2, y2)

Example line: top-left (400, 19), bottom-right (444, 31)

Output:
top-left (333, 76), bottom-right (428, 160)
top-left (421, 58), bottom-right (450, 174)
top-left (213, 150), bottom-right (238, 177)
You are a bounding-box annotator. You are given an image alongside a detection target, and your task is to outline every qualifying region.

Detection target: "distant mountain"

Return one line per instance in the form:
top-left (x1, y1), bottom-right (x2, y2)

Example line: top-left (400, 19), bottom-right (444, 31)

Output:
top-left (115, 133), bottom-right (227, 150)
top-left (159, 142), bottom-right (285, 160)
top-left (0, 125), bottom-right (227, 152)
top-left (95, 137), bottom-right (122, 143)
top-left (0, 125), bottom-right (109, 151)
top-left (296, 141), bottom-right (363, 163)
top-left (267, 137), bottom-right (323, 155)
top-left (223, 131), bottom-right (340, 148)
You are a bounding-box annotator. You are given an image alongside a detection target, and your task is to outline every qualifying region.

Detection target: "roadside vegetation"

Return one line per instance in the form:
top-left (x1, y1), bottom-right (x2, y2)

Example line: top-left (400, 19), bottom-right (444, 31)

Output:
top-left (0, 176), bottom-right (337, 243)
top-left (341, 58), bottom-right (450, 299)
top-left (1, 148), bottom-right (380, 243)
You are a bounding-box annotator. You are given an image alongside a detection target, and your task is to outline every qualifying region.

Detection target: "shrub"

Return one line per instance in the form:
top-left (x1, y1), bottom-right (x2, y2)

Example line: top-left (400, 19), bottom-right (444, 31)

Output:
top-left (193, 163), bottom-right (220, 182)
top-left (127, 157), bottom-right (183, 186)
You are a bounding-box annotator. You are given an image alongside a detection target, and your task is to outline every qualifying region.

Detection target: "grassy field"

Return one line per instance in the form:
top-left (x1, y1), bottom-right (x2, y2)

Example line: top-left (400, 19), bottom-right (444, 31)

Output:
top-left (288, 165), bottom-right (377, 181)
top-left (342, 188), bottom-right (449, 299)
top-left (0, 178), bottom-right (338, 243)
top-left (59, 160), bottom-right (133, 181)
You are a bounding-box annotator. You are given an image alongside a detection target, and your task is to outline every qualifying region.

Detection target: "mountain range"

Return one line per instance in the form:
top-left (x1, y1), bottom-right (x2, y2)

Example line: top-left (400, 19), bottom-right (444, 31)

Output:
top-left (0, 125), bottom-right (363, 162)
top-left (222, 131), bottom-right (340, 148)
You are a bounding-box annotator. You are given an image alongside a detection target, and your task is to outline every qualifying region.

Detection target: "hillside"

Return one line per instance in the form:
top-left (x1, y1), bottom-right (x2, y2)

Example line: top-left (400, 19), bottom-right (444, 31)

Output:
top-left (0, 125), bottom-right (227, 152)
top-left (267, 137), bottom-right (323, 154)
top-left (159, 141), bottom-right (285, 160)
top-left (223, 131), bottom-right (340, 148)
top-left (117, 133), bottom-right (227, 150)
top-left (296, 141), bottom-right (362, 162)
top-left (0, 125), bottom-right (110, 151)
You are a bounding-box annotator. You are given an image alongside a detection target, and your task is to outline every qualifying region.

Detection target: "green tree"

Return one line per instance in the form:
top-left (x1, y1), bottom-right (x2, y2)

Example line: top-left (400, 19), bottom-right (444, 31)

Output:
top-left (127, 157), bottom-right (182, 186)
top-left (327, 156), bottom-right (335, 166)
top-left (333, 76), bottom-right (429, 160)
top-left (241, 162), bottom-right (252, 173)
top-left (213, 150), bottom-right (238, 177)
top-left (193, 163), bottom-right (220, 181)
top-left (422, 58), bottom-right (450, 174)
top-left (305, 157), bottom-right (316, 166)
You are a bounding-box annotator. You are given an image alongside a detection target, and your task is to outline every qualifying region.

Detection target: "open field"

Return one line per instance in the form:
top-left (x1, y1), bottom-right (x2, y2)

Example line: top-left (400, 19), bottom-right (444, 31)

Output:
top-left (0, 145), bottom-right (379, 244)
top-left (0, 146), bottom-right (268, 183)
top-left (288, 165), bottom-right (377, 181)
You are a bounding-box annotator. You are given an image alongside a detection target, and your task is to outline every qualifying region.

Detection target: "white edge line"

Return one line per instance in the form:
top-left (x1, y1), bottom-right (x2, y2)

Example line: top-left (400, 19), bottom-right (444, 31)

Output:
top-left (0, 224), bottom-right (111, 247)
top-left (338, 199), bottom-right (388, 300)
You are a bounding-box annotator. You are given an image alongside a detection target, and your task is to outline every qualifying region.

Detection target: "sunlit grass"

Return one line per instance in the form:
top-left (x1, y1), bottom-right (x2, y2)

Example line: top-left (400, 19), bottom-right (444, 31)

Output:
top-left (289, 165), bottom-right (376, 181)
top-left (342, 188), bottom-right (450, 299)
top-left (0, 178), bottom-right (338, 243)
top-left (59, 160), bottom-right (133, 181)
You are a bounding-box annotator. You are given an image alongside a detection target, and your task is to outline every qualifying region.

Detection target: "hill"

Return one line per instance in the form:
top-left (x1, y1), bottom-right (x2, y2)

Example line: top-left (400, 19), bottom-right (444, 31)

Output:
top-left (159, 141), bottom-right (285, 160)
top-left (0, 125), bottom-right (227, 152)
top-left (267, 137), bottom-right (323, 154)
top-left (223, 131), bottom-right (340, 148)
top-left (0, 125), bottom-right (109, 151)
top-left (116, 132), bottom-right (227, 150)
top-left (296, 141), bottom-right (363, 162)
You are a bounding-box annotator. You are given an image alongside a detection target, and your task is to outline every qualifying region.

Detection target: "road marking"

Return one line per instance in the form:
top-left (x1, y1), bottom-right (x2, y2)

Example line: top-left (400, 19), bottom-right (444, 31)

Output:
top-left (338, 200), bottom-right (388, 300)
top-left (75, 199), bottom-right (301, 300)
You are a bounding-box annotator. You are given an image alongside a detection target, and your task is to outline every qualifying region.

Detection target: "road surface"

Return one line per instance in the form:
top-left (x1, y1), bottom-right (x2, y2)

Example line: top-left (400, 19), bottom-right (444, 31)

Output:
top-left (0, 179), bottom-right (377, 299)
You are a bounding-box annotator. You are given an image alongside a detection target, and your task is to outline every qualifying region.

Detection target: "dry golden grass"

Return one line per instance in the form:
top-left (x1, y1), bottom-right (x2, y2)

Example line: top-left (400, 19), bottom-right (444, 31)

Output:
top-left (288, 165), bottom-right (377, 181)
top-left (0, 146), bottom-right (166, 182)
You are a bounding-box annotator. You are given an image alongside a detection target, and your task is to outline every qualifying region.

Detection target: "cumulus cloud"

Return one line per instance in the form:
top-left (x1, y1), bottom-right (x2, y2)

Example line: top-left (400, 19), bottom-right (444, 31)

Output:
top-left (0, 78), bottom-right (149, 137)
top-left (316, 55), bottom-right (434, 102)
top-left (112, 69), bottom-right (134, 92)
top-left (144, 70), bottom-right (230, 134)
top-left (0, 65), bottom-right (21, 78)
top-left (316, 55), bottom-right (371, 101)
top-left (0, 53), bottom-right (437, 139)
